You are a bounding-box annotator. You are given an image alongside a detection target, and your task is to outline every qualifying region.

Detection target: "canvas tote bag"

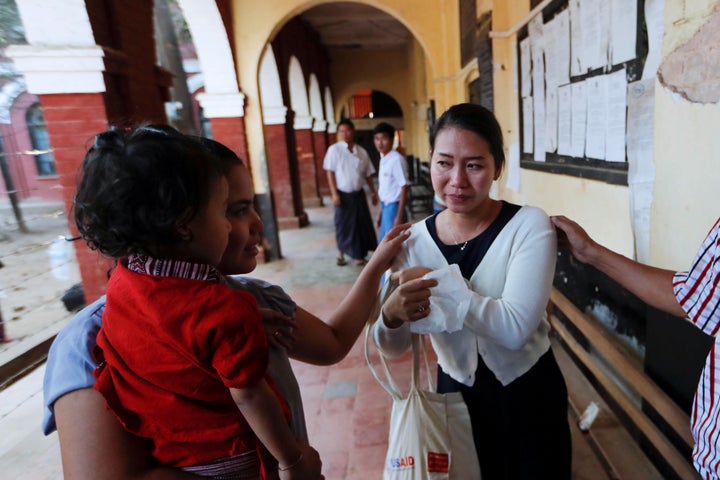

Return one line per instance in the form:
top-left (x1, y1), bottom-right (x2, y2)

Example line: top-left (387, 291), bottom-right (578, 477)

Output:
top-left (365, 328), bottom-right (481, 479)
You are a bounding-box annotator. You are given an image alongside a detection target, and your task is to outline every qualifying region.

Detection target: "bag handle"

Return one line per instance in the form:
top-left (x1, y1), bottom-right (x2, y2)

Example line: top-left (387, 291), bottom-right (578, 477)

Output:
top-left (365, 275), bottom-right (438, 397)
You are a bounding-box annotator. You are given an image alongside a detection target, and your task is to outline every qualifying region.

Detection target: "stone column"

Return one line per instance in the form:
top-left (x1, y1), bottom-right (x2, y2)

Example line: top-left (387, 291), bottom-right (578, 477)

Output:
top-left (263, 105), bottom-right (308, 230)
top-left (312, 119), bottom-right (330, 196)
top-left (293, 114), bottom-right (322, 207)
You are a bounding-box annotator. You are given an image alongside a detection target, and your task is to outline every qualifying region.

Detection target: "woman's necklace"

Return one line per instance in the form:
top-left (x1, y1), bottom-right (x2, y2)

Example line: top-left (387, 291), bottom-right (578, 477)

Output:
top-left (448, 221), bottom-right (470, 251)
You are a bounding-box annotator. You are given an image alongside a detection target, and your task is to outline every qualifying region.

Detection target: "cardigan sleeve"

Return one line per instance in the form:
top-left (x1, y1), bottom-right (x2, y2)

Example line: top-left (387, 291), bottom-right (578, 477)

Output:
top-left (460, 208), bottom-right (557, 350)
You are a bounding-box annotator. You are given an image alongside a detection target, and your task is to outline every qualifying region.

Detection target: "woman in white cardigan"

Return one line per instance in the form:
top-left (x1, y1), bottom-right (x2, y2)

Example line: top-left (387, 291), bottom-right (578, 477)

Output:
top-left (373, 103), bottom-right (571, 479)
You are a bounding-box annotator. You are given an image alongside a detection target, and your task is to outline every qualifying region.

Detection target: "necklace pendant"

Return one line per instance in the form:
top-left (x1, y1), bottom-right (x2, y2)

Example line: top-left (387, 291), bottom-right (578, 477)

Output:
top-left (460, 241), bottom-right (468, 251)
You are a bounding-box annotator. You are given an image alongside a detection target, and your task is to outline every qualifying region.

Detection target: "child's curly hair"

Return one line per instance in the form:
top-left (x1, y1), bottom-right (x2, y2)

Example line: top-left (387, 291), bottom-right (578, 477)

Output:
top-left (74, 125), bottom-right (225, 258)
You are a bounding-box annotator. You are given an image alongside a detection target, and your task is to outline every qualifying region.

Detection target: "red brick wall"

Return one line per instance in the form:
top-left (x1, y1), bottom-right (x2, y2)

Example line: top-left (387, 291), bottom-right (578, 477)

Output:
top-left (312, 130), bottom-right (329, 195)
top-left (210, 117), bottom-right (249, 168)
top-left (263, 123), bottom-right (306, 228)
top-left (294, 128), bottom-right (321, 207)
top-left (39, 93), bottom-right (113, 302)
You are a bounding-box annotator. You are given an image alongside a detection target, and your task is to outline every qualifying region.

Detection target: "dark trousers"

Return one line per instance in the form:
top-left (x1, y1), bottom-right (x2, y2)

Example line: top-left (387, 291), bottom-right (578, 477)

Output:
top-left (437, 349), bottom-right (572, 480)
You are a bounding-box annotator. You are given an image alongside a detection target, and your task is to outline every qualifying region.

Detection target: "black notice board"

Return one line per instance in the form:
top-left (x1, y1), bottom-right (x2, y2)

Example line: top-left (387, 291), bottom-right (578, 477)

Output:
top-left (517, 0), bottom-right (649, 185)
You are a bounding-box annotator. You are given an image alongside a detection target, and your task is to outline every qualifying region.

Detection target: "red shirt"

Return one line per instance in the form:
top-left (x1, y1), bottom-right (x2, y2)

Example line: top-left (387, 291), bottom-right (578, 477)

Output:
top-left (94, 258), bottom-right (289, 467)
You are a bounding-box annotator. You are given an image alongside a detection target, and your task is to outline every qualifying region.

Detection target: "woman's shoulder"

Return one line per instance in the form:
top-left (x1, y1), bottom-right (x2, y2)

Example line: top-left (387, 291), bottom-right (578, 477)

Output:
top-left (511, 203), bottom-right (551, 225)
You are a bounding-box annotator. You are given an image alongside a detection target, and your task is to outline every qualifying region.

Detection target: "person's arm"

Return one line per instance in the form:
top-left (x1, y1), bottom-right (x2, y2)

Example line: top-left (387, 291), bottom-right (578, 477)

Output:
top-left (551, 215), bottom-right (686, 317)
top-left (287, 224), bottom-right (412, 365)
top-left (326, 170), bottom-right (340, 206)
top-left (366, 175), bottom-right (379, 205)
top-left (229, 382), bottom-right (321, 479)
top-left (394, 185), bottom-right (408, 226)
top-left (55, 388), bottom-right (199, 480)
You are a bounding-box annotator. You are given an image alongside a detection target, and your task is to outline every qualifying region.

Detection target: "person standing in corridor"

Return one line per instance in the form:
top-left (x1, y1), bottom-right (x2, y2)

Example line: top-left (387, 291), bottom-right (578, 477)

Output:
top-left (323, 119), bottom-right (378, 266)
top-left (373, 122), bottom-right (409, 243)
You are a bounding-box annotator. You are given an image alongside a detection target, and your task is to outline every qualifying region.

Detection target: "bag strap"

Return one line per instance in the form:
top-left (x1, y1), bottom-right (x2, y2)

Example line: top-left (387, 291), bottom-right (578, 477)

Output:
top-left (365, 322), bottom-right (402, 398)
top-left (365, 276), bottom-right (438, 397)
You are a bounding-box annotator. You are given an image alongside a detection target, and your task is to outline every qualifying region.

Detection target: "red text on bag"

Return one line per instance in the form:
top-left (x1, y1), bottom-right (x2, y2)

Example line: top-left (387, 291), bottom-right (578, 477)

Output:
top-left (427, 451), bottom-right (449, 473)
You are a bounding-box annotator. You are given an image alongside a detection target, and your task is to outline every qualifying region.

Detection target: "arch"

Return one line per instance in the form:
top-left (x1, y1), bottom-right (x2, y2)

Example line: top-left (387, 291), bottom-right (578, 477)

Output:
top-left (264, 1), bottom-right (436, 79)
top-left (308, 74), bottom-right (324, 121)
top-left (26, 103), bottom-right (57, 176)
top-left (258, 44), bottom-right (287, 125)
top-left (288, 56), bottom-right (312, 129)
top-left (324, 86), bottom-right (336, 132)
top-left (186, 73), bottom-right (205, 95)
top-left (176, 0), bottom-right (238, 95)
top-left (0, 79), bottom-right (27, 124)
top-left (288, 56), bottom-right (310, 116)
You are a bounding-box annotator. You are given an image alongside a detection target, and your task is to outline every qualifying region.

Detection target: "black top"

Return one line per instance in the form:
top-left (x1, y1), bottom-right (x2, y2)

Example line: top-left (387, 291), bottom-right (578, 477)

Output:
top-left (426, 201), bottom-right (521, 279)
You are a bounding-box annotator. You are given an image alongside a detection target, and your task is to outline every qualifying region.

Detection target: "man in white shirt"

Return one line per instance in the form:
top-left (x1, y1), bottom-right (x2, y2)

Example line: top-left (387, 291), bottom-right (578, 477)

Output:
top-left (373, 122), bottom-right (408, 242)
top-left (323, 119), bottom-right (378, 266)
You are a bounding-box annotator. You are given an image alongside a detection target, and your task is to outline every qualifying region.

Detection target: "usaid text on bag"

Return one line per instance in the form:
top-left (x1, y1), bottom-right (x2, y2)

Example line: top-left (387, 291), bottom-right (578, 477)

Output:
top-left (388, 451), bottom-right (449, 473)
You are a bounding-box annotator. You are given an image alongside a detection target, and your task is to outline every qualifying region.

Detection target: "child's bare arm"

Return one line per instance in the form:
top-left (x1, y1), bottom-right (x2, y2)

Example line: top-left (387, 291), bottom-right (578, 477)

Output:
top-left (230, 381), bottom-right (322, 479)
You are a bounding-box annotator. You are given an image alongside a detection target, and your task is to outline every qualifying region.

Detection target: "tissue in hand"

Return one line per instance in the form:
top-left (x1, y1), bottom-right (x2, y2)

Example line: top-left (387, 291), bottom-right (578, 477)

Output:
top-left (409, 264), bottom-right (471, 334)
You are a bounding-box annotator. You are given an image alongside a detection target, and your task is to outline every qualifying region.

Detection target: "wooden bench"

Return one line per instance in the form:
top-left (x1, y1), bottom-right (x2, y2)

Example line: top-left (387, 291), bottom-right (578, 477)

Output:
top-left (548, 287), bottom-right (699, 479)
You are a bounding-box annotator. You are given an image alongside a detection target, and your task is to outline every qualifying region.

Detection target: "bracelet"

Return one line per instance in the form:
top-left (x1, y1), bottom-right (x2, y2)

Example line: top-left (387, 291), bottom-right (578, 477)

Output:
top-left (279, 453), bottom-right (303, 471)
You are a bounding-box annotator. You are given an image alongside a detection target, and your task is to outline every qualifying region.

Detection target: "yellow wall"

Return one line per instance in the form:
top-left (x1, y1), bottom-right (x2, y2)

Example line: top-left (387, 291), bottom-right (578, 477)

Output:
top-left (650, 0), bottom-right (720, 269)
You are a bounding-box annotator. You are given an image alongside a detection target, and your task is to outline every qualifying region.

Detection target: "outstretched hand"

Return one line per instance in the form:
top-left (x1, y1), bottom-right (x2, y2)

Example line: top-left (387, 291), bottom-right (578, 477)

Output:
top-left (550, 215), bottom-right (599, 265)
top-left (367, 223), bottom-right (412, 273)
top-left (382, 267), bottom-right (437, 328)
top-left (259, 307), bottom-right (296, 350)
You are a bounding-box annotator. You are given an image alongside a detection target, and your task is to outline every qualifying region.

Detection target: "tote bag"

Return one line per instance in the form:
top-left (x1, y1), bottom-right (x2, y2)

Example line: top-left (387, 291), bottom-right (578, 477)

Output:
top-left (365, 328), bottom-right (481, 479)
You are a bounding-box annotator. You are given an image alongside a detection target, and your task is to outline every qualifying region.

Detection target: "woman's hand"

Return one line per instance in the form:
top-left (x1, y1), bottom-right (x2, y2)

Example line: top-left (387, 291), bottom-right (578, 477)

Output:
top-left (382, 267), bottom-right (437, 328)
top-left (550, 215), bottom-right (600, 265)
top-left (278, 443), bottom-right (324, 480)
top-left (259, 307), bottom-right (296, 350)
top-left (367, 223), bottom-right (411, 273)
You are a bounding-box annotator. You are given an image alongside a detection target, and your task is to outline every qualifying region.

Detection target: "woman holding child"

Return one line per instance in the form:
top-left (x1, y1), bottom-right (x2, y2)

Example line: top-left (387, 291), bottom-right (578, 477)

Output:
top-left (43, 127), bottom-right (410, 479)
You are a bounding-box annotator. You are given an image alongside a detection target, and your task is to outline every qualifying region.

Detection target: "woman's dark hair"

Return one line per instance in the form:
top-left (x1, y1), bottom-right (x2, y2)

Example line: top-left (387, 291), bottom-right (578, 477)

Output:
top-left (191, 136), bottom-right (244, 175)
top-left (338, 118), bottom-right (355, 130)
top-left (74, 125), bottom-right (225, 258)
top-left (429, 103), bottom-right (505, 170)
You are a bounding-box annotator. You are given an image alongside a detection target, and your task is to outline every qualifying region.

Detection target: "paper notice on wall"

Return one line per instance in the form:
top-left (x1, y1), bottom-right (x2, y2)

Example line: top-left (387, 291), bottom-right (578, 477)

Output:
top-left (506, 142), bottom-right (521, 192)
top-left (643, 0), bottom-right (666, 79)
top-left (585, 76), bottom-right (607, 160)
top-left (546, 87), bottom-right (558, 153)
top-left (555, 10), bottom-right (571, 86)
top-left (522, 97), bottom-right (534, 154)
top-left (571, 81), bottom-right (587, 158)
top-left (569, 0), bottom-right (584, 76)
top-left (605, 69), bottom-right (628, 162)
top-left (532, 45), bottom-right (546, 161)
top-left (627, 79), bottom-right (655, 183)
top-left (627, 78), bottom-right (656, 263)
top-left (610, 0), bottom-right (638, 65)
top-left (520, 38), bottom-right (532, 97)
top-left (557, 85), bottom-right (572, 155)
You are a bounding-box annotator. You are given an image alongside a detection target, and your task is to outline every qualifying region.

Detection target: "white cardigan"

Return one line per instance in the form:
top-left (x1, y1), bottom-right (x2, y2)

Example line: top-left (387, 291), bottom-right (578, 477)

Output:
top-left (374, 205), bottom-right (557, 386)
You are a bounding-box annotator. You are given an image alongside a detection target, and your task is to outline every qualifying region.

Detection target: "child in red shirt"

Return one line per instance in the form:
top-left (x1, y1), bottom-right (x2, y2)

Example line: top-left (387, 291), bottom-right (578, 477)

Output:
top-left (74, 126), bottom-right (319, 479)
